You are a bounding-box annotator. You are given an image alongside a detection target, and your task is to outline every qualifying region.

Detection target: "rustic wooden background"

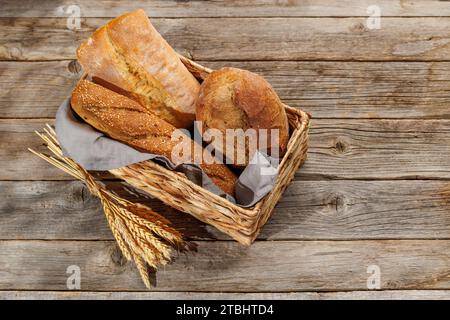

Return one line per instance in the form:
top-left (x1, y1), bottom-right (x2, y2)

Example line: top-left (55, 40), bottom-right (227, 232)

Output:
top-left (2, 0), bottom-right (450, 300)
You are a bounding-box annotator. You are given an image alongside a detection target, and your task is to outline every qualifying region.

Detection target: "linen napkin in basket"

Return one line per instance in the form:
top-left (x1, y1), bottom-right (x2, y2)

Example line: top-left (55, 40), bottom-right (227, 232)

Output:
top-left (55, 99), bottom-right (278, 207)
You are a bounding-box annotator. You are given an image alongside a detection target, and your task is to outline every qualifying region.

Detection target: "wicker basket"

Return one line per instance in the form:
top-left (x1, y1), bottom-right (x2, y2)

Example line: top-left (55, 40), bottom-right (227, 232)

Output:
top-left (83, 55), bottom-right (311, 246)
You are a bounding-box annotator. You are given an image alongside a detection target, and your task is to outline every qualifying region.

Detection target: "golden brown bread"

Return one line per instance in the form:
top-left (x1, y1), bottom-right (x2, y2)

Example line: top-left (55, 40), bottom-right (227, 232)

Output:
top-left (76, 9), bottom-right (200, 128)
top-left (71, 80), bottom-right (237, 195)
top-left (196, 67), bottom-right (289, 167)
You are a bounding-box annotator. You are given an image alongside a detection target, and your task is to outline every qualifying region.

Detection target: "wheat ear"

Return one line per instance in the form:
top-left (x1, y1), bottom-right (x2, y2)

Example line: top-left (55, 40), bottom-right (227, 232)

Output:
top-left (29, 125), bottom-right (189, 288)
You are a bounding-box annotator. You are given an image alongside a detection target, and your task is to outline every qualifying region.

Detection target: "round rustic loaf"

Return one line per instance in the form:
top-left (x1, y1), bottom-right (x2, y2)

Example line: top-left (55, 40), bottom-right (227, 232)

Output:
top-left (196, 67), bottom-right (289, 167)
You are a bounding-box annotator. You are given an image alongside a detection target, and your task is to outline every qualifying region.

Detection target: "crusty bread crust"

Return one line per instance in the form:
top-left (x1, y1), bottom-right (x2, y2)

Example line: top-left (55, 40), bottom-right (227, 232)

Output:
top-left (76, 9), bottom-right (199, 128)
top-left (196, 67), bottom-right (289, 167)
top-left (71, 80), bottom-right (237, 195)
top-left (106, 9), bottom-right (200, 114)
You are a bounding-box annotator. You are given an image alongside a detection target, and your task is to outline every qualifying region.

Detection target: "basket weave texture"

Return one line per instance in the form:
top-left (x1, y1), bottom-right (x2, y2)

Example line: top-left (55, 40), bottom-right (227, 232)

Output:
top-left (95, 55), bottom-right (310, 246)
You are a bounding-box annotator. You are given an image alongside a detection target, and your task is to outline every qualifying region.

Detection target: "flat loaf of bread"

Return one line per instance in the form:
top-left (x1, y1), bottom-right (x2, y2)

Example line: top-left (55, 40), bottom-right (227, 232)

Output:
top-left (71, 80), bottom-right (237, 195)
top-left (76, 9), bottom-right (200, 128)
top-left (196, 67), bottom-right (289, 167)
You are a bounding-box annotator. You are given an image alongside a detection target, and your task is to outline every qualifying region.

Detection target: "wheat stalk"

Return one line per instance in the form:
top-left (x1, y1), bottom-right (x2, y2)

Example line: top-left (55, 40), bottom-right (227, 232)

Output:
top-left (29, 124), bottom-right (189, 288)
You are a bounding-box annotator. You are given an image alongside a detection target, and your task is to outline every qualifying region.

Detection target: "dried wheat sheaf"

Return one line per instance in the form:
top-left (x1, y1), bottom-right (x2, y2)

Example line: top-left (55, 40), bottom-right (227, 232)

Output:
top-left (29, 124), bottom-right (190, 289)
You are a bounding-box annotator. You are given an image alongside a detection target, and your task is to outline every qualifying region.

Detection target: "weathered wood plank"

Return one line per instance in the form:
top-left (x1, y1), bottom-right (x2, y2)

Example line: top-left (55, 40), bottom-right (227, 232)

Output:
top-left (3, 60), bottom-right (450, 119)
top-left (2, 290), bottom-right (450, 300)
top-left (5, 119), bottom-right (450, 180)
top-left (2, 17), bottom-right (450, 61)
top-left (0, 119), bottom-right (68, 180)
top-left (0, 181), bottom-right (207, 240)
top-left (3, 180), bottom-right (450, 241)
top-left (1, 240), bottom-right (449, 291)
top-left (2, 0), bottom-right (450, 18)
top-left (0, 61), bottom-right (80, 118)
top-left (303, 119), bottom-right (450, 179)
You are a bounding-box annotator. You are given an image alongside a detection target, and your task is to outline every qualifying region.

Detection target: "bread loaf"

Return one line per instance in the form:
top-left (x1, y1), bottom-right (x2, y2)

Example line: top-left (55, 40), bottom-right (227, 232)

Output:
top-left (71, 80), bottom-right (237, 195)
top-left (196, 67), bottom-right (289, 167)
top-left (76, 9), bottom-right (200, 128)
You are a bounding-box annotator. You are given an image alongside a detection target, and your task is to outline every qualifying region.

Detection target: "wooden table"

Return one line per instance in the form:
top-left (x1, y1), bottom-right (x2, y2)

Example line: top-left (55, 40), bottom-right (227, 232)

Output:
top-left (2, 0), bottom-right (450, 300)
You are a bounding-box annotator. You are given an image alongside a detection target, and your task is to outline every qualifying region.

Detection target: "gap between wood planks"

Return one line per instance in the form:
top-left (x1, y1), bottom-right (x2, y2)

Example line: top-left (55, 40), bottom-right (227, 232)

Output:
top-left (4, 117), bottom-right (450, 120)
top-left (3, 290), bottom-right (450, 299)
top-left (6, 59), bottom-right (450, 62)
top-left (6, 16), bottom-right (450, 19)
top-left (6, 59), bottom-right (450, 63)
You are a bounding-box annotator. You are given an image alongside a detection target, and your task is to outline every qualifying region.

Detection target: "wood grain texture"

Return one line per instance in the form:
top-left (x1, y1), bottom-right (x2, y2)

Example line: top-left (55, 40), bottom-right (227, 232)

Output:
top-left (0, 181), bottom-right (206, 240)
top-left (0, 119), bottom-right (67, 180)
top-left (7, 119), bottom-right (450, 180)
top-left (3, 60), bottom-right (450, 119)
top-left (304, 119), bottom-right (450, 179)
top-left (1, 0), bottom-right (450, 18)
top-left (1, 240), bottom-right (449, 291)
top-left (0, 61), bottom-right (80, 118)
top-left (3, 180), bottom-right (450, 241)
top-left (2, 290), bottom-right (450, 300)
top-left (3, 17), bottom-right (450, 61)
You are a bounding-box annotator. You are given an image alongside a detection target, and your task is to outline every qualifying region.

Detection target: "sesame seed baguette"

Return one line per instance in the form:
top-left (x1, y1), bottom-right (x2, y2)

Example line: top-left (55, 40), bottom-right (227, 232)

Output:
top-left (71, 80), bottom-right (237, 195)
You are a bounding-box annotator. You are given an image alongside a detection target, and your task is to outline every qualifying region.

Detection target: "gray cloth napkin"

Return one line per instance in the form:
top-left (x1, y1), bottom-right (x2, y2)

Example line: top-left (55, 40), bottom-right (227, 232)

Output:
top-left (55, 98), bottom-right (278, 207)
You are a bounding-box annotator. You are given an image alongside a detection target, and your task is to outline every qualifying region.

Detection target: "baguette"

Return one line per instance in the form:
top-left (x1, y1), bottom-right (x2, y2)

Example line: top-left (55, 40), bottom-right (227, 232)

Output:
top-left (71, 80), bottom-right (237, 195)
top-left (76, 9), bottom-right (200, 128)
